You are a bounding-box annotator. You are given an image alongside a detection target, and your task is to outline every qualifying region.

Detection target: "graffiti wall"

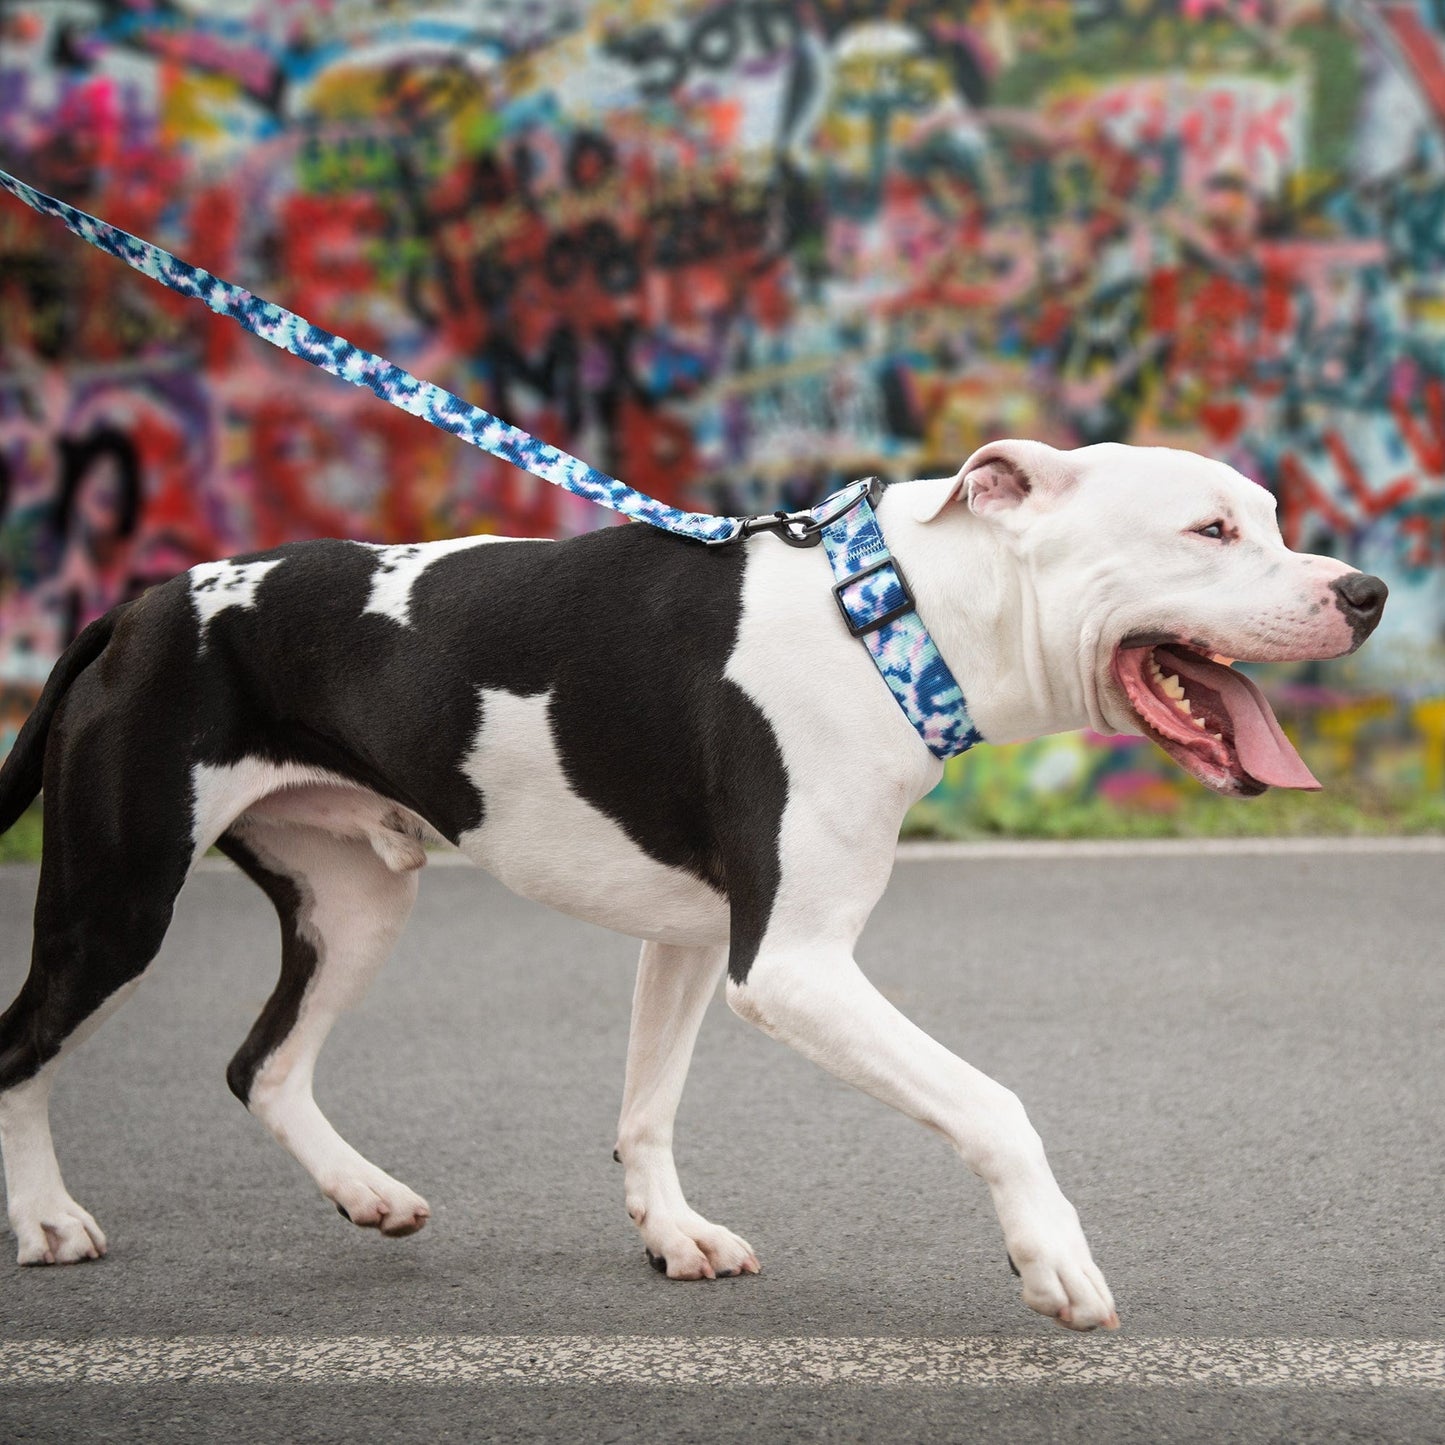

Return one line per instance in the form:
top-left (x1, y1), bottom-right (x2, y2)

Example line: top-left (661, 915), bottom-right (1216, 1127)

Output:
top-left (2, 0), bottom-right (1444, 817)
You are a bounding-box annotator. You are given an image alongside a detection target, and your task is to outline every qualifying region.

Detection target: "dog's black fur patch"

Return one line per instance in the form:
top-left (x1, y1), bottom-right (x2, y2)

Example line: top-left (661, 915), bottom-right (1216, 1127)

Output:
top-left (0, 594), bottom-right (198, 1096)
top-left (217, 833), bottom-right (322, 1106)
top-left (0, 524), bottom-right (789, 1094)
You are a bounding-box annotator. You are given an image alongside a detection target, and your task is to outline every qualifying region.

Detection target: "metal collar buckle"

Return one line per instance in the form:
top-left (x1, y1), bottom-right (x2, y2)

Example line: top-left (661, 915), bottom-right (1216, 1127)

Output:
top-left (706, 481), bottom-right (874, 548)
top-left (738, 509), bottom-right (830, 547)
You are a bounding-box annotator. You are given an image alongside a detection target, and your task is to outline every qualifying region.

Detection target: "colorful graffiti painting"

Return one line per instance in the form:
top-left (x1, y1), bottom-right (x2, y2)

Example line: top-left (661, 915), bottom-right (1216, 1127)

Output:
top-left (1, 0), bottom-right (1443, 809)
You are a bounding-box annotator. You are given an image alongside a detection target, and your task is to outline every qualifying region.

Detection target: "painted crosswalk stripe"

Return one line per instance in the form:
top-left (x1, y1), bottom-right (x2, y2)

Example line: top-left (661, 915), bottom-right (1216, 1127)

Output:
top-left (2, 1336), bottom-right (1442, 1388)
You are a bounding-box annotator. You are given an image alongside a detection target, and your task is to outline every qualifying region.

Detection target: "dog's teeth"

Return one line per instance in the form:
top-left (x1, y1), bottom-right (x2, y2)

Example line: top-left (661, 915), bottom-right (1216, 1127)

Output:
top-left (1178, 698), bottom-right (1191, 714)
top-left (1192, 715), bottom-right (1207, 729)
top-left (1209, 731), bottom-right (1223, 740)
top-left (1162, 674), bottom-right (1184, 699)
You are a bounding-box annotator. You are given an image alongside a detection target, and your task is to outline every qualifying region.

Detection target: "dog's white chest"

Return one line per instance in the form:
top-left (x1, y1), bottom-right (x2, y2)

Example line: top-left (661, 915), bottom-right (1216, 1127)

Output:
top-left (456, 688), bottom-right (728, 945)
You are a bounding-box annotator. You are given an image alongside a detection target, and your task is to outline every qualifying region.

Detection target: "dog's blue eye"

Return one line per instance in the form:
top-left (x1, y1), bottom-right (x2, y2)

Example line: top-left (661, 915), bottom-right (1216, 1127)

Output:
top-left (1194, 521), bottom-right (1226, 540)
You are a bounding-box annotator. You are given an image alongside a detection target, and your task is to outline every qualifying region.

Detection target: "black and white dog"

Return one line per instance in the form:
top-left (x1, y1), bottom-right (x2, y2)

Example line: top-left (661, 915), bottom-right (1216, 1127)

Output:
top-left (0, 439), bottom-right (1386, 1331)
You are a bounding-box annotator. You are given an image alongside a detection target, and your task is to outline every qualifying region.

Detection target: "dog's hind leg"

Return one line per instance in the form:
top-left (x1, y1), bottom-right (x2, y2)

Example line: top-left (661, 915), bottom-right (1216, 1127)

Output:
top-left (614, 941), bottom-right (759, 1280)
top-left (0, 984), bottom-right (140, 1265)
top-left (0, 794), bottom-right (191, 1265)
top-left (221, 819), bottom-right (429, 1237)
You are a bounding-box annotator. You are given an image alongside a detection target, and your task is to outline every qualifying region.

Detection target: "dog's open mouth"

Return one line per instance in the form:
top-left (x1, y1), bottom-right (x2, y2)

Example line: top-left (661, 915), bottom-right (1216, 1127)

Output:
top-left (1111, 641), bottom-right (1319, 796)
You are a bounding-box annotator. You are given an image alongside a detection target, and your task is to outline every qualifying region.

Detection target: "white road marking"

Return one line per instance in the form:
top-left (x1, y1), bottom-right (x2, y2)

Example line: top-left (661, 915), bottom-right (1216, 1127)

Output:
top-left (1, 1335), bottom-right (1441, 1388)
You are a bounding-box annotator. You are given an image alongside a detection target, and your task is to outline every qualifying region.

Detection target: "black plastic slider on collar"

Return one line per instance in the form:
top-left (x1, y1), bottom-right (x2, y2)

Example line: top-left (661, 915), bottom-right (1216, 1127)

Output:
top-left (831, 555), bottom-right (917, 637)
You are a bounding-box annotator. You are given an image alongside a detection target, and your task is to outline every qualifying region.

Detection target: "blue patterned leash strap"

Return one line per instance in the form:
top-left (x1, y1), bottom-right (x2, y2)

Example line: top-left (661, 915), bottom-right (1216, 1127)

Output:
top-left (0, 167), bottom-right (746, 544)
top-left (0, 168), bottom-right (983, 758)
top-left (817, 482), bottom-right (982, 760)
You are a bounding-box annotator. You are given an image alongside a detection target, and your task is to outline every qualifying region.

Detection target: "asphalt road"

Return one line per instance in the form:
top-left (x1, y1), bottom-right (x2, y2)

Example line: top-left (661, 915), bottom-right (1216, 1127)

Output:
top-left (1, 842), bottom-right (1443, 1443)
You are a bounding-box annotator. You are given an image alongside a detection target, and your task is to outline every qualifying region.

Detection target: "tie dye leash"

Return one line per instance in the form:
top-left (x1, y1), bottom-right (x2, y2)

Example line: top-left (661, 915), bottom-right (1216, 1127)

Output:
top-left (0, 167), bottom-right (746, 543)
top-left (0, 168), bottom-right (979, 758)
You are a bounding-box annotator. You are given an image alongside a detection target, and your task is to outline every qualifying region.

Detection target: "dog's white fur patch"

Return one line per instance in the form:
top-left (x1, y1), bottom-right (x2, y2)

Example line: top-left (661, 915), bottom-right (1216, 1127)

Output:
top-left (188, 558), bottom-right (285, 634)
top-left (190, 758), bottom-right (342, 864)
top-left (360, 536), bottom-right (544, 627)
top-left (457, 688), bottom-right (727, 945)
top-left (188, 758), bottom-right (442, 871)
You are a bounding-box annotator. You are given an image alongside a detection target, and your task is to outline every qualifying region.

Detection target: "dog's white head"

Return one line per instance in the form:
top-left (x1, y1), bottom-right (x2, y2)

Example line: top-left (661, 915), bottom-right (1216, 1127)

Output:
top-left (893, 439), bottom-right (1387, 796)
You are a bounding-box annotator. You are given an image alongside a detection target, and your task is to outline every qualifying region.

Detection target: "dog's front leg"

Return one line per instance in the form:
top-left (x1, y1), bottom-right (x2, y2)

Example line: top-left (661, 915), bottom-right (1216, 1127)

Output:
top-left (728, 943), bottom-right (1118, 1331)
top-left (614, 941), bottom-right (759, 1280)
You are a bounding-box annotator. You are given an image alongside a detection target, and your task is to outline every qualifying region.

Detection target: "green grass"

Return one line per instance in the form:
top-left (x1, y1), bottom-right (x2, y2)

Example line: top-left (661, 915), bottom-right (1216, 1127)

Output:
top-left (0, 802), bottom-right (45, 864)
top-left (902, 780), bottom-right (1445, 842)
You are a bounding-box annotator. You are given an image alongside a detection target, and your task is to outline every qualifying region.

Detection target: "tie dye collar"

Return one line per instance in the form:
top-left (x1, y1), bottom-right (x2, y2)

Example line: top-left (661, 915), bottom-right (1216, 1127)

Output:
top-left (815, 482), bottom-right (982, 760)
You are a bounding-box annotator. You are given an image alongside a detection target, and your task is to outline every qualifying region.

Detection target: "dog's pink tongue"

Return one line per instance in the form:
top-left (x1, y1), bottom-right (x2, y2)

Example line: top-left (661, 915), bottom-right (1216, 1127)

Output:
top-left (1164, 651), bottom-right (1321, 790)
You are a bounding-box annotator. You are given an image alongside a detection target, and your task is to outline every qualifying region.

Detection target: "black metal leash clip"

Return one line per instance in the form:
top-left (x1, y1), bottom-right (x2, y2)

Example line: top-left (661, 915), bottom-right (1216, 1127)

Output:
top-left (706, 479), bottom-right (878, 548)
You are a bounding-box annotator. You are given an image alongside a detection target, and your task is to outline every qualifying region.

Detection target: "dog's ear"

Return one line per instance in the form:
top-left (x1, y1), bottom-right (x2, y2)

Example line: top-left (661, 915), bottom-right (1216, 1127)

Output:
top-left (904, 440), bottom-right (1077, 523)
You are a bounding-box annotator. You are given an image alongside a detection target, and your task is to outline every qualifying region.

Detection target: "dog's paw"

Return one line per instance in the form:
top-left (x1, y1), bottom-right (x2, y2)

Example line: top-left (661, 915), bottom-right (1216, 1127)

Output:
top-left (323, 1170), bottom-right (430, 1238)
top-left (1006, 1220), bottom-right (1118, 1331)
top-left (639, 1211), bottom-right (759, 1281)
top-left (11, 1196), bottom-right (107, 1266)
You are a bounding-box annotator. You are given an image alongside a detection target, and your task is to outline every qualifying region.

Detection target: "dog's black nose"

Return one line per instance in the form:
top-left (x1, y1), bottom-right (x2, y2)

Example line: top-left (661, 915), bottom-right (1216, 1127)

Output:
top-left (1330, 572), bottom-right (1388, 643)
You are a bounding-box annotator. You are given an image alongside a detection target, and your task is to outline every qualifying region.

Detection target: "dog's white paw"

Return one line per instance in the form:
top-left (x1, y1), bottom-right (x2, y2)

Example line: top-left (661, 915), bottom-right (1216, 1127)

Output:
top-left (323, 1169), bottom-right (430, 1238)
top-left (1005, 1205), bottom-right (1118, 1331)
top-left (11, 1195), bottom-right (108, 1266)
top-left (640, 1211), bottom-right (760, 1281)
